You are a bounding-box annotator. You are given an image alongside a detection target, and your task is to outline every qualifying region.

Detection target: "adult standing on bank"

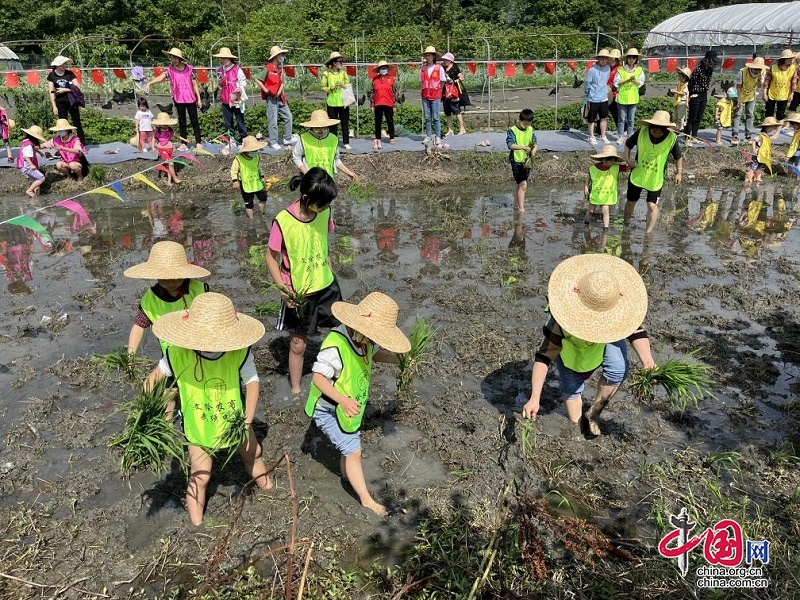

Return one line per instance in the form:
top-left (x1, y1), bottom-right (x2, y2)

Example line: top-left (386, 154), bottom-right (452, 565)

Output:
top-left (584, 49), bottom-right (612, 145)
top-left (440, 52), bottom-right (469, 136)
top-left (734, 56), bottom-right (767, 143)
top-left (420, 46), bottom-right (447, 145)
top-left (321, 52), bottom-right (351, 149)
top-left (762, 49), bottom-right (798, 122)
top-left (146, 48), bottom-right (203, 149)
top-left (257, 46), bottom-right (296, 151)
top-left (47, 56), bottom-right (86, 144)
top-left (683, 50), bottom-right (717, 142)
top-left (214, 47), bottom-right (248, 144)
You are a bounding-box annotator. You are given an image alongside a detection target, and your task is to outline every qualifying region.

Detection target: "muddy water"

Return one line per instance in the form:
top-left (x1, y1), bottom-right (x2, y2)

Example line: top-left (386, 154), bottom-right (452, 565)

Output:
top-left (1, 180), bottom-right (799, 590)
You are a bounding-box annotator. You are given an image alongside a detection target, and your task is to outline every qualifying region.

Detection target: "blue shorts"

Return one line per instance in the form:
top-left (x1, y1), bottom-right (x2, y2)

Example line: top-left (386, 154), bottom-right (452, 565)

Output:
top-left (555, 340), bottom-right (629, 398)
top-left (312, 398), bottom-right (361, 456)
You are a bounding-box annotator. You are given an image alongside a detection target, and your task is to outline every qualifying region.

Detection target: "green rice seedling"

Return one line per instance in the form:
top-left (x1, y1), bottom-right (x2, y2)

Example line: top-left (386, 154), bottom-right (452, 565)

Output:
top-left (91, 347), bottom-right (140, 382)
top-left (346, 181), bottom-right (377, 204)
top-left (770, 441), bottom-right (800, 465)
top-left (109, 378), bottom-right (187, 477)
top-left (397, 318), bottom-right (437, 394)
top-left (247, 244), bottom-right (268, 269)
top-left (253, 300), bottom-right (281, 316)
top-left (230, 197), bottom-right (242, 213)
top-left (268, 283), bottom-right (309, 314)
top-left (520, 418), bottom-right (536, 458)
top-left (213, 412), bottom-right (249, 469)
top-left (630, 352), bottom-right (714, 412)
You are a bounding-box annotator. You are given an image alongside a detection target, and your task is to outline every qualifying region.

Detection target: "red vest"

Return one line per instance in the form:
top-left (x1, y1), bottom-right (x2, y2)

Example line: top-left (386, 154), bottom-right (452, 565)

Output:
top-left (372, 75), bottom-right (395, 107)
top-left (420, 64), bottom-right (443, 100)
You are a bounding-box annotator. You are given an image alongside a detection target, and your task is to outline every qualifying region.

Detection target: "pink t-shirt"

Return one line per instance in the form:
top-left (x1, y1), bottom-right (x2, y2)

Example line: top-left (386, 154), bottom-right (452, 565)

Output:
top-left (155, 127), bottom-right (174, 147)
top-left (268, 200), bottom-right (335, 287)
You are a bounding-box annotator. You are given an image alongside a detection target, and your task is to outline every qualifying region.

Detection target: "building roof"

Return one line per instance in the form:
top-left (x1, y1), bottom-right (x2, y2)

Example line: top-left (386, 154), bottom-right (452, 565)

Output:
top-left (0, 44), bottom-right (20, 61)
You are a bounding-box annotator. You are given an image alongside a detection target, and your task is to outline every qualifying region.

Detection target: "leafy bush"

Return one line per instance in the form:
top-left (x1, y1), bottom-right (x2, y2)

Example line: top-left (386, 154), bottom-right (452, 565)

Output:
top-left (1, 85), bottom-right (53, 139)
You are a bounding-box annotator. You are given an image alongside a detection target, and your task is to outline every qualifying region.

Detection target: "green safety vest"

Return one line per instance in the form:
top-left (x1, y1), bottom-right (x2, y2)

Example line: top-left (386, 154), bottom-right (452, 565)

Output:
top-left (300, 132), bottom-right (338, 177)
top-left (235, 153), bottom-right (264, 193)
top-left (322, 69), bottom-right (349, 107)
top-left (274, 206), bottom-right (334, 294)
top-left (560, 330), bottom-right (605, 373)
top-left (166, 346), bottom-right (248, 448)
top-left (509, 125), bottom-right (535, 163)
top-left (617, 66), bottom-right (643, 105)
top-left (629, 127), bottom-right (677, 192)
top-left (306, 329), bottom-right (373, 433)
top-left (588, 164), bottom-right (620, 206)
top-left (141, 279), bottom-right (207, 355)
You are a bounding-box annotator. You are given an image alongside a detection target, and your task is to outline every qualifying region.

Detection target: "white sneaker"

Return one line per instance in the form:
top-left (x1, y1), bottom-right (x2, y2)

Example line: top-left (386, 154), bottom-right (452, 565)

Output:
top-left (588, 136), bottom-right (598, 145)
top-left (270, 143), bottom-right (282, 151)
top-left (617, 135), bottom-right (626, 146)
top-left (423, 136), bottom-right (431, 144)
top-left (434, 136), bottom-right (442, 145)
top-left (600, 135), bottom-right (610, 144)
top-left (344, 143), bottom-right (352, 150)
top-left (287, 134), bottom-right (299, 143)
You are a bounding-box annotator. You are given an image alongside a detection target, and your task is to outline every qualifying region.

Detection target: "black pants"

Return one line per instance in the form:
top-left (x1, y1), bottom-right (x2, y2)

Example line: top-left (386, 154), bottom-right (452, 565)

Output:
top-left (56, 102), bottom-right (85, 144)
top-left (790, 91), bottom-right (800, 113)
top-left (374, 106), bottom-right (395, 140)
top-left (684, 93), bottom-right (707, 138)
top-left (326, 105), bottom-right (350, 144)
top-left (175, 102), bottom-right (202, 144)
top-left (222, 104), bottom-right (247, 141)
top-left (765, 99), bottom-right (789, 121)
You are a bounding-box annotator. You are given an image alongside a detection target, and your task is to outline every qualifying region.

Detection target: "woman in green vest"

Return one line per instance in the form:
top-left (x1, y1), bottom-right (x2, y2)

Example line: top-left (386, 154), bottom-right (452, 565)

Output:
top-left (622, 110), bottom-right (683, 234)
top-left (522, 254), bottom-right (655, 437)
top-left (147, 293), bottom-right (272, 526)
top-left (306, 292), bottom-right (410, 517)
top-left (583, 144), bottom-right (627, 230)
top-left (292, 110), bottom-right (357, 181)
top-left (230, 135), bottom-right (269, 219)
top-left (265, 168), bottom-right (343, 403)
top-left (613, 48), bottom-right (645, 144)
top-left (321, 52), bottom-right (352, 149)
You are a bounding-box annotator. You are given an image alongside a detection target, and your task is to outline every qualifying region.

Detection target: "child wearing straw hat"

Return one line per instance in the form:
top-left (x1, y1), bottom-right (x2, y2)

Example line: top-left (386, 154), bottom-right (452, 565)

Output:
top-left (306, 292), bottom-right (410, 517)
top-left (152, 112), bottom-right (182, 185)
top-left (420, 46), bottom-right (446, 145)
top-left (46, 118), bottom-right (88, 182)
top-left (265, 168), bottom-right (343, 402)
top-left (0, 104), bottom-right (13, 162)
top-left (623, 110), bottom-right (683, 234)
top-left (745, 117), bottom-right (781, 183)
top-left (146, 48), bottom-right (203, 149)
top-left (522, 254), bottom-right (655, 437)
top-left (613, 48), bottom-right (645, 144)
top-left (369, 61), bottom-right (397, 150)
top-left (670, 67), bottom-right (691, 135)
top-left (322, 52), bottom-right (352, 149)
top-left (784, 112), bottom-right (800, 177)
top-left (214, 47), bottom-right (248, 144)
top-left (125, 241), bottom-right (211, 357)
top-left (16, 125), bottom-right (48, 198)
top-left (293, 110), bottom-right (357, 180)
top-left (583, 145), bottom-right (627, 230)
top-left (762, 49), bottom-right (798, 122)
top-left (230, 135), bottom-right (269, 219)
top-left (147, 292), bottom-right (273, 526)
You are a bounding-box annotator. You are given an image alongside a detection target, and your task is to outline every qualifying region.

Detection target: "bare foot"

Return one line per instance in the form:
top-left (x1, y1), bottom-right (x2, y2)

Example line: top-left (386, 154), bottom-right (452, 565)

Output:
top-left (173, 177), bottom-right (183, 184)
top-left (362, 499), bottom-right (388, 517)
top-left (26, 190), bottom-right (35, 198)
top-left (585, 414), bottom-right (601, 436)
top-left (258, 473), bottom-right (274, 491)
top-left (458, 130), bottom-right (466, 135)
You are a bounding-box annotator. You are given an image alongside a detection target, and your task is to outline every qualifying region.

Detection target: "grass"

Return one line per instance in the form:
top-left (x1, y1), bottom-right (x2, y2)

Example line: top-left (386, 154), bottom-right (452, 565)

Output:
top-left (90, 346), bottom-right (145, 382)
top-left (253, 300), bottom-right (281, 316)
top-left (397, 318), bottom-right (437, 394)
top-left (346, 180), bottom-right (377, 204)
top-left (520, 417), bottom-right (536, 458)
top-left (88, 164), bottom-right (108, 184)
top-left (629, 352), bottom-right (715, 412)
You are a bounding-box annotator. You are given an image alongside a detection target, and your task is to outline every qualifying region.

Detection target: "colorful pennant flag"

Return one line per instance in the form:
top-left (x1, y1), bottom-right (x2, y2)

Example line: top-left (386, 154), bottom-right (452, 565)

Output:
top-left (687, 57), bottom-right (698, 70)
top-left (544, 62), bottom-right (555, 75)
top-left (26, 71), bottom-right (40, 85)
top-left (523, 62), bottom-right (535, 75)
top-left (648, 58), bottom-right (660, 73)
top-left (171, 158), bottom-right (191, 167)
top-left (153, 66), bottom-right (165, 77)
top-left (192, 146), bottom-right (215, 157)
top-left (344, 65), bottom-right (355, 77)
top-left (7, 216), bottom-right (53, 243)
top-left (87, 187), bottom-right (124, 202)
top-left (110, 181), bottom-right (127, 202)
top-left (196, 68), bottom-right (209, 84)
top-left (5, 72), bottom-right (19, 88)
top-left (666, 58), bottom-right (678, 73)
top-left (178, 152), bottom-right (201, 164)
top-left (504, 62), bottom-right (516, 77)
top-left (466, 62), bottom-right (477, 74)
top-left (154, 164), bottom-right (172, 175)
top-left (307, 65), bottom-right (319, 77)
top-left (486, 62), bottom-right (497, 77)
top-left (585, 60), bottom-right (596, 71)
top-left (91, 69), bottom-right (105, 85)
top-left (566, 61), bottom-right (577, 72)
top-left (113, 68), bottom-right (126, 79)
top-left (132, 172), bottom-right (163, 193)
top-left (722, 57), bottom-right (736, 70)
top-left (55, 199), bottom-right (93, 233)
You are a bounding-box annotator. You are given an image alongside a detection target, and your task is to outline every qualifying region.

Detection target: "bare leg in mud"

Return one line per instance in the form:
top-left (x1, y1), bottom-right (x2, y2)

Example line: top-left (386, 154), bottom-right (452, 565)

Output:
top-left (583, 376), bottom-right (620, 436)
top-left (564, 395), bottom-right (584, 423)
top-left (343, 449), bottom-right (387, 517)
top-left (288, 332), bottom-right (307, 397)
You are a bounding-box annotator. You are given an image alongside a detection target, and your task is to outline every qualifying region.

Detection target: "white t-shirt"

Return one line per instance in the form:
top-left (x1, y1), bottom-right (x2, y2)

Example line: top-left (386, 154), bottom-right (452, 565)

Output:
top-left (136, 109), bottom-right (154, 132)
top-left (23, 144), bottom-right (34, 158)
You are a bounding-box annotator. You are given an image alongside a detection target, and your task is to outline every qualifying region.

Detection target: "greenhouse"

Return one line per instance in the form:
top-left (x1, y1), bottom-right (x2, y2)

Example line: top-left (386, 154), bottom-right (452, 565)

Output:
top-left (0, 44), bottom-right (22, 71)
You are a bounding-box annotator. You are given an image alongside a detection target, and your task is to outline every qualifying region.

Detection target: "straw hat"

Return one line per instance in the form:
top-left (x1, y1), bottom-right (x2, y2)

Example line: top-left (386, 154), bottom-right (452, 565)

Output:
top-left (759, 116), bottom-right (781, 128)
top-left (640, 110), bottom-right (677, 128)
top-left (268, 46), bottom-right (288, 61)
top-left (784, 112), bottom-right (800, 125)
top-left (547, 254), bottom-right (648, 344)
top-left (376, 60), bottom-right (391, 69)
top-left (441, 52), bottom-right (455, 63)
top-left (239, 135), bottom-right (267, 153)
top-left (590, 144), bottom-right (625, 162)
top-left (124, 240), bottom-right (210, 280)
top-left (49, 118), bottom-right (75, 132)
top-left (152, 292), bottom-right (265, 352)
top-left (331, 292), bottom-right (411, 353)
top-left (129, 135), bottom-right (141, 150)
top-left (596, 48), bottom-right (611, 59)
top-left (678, 66), bottom-right (692, 78)
top-left (301, 109), bottom-right (340, 128)
top-left (625, 48), bottom-right (641, 57)
top-left (422, 46), bottom-right (439, 58)
top-left (212, 47), bottom-right (238, 60)
top-left (162, 47), bottom-right (187, 62)
top-left (7, 118), bottom-right (15, 130)
top-left (21, 125), bottom-right (47, 142)
top-left (779, 49), bottom-right (797, 61)
top-left (325, 51), bottom-right (345, 65)
top-left (152, 112), bottom-right (178, 127)
top-left (609, 49), bottom-right (622, 60)
top-left (51, 55), bottom-right (71, 67)
top-left (745, 56), bottom-right (767, 70)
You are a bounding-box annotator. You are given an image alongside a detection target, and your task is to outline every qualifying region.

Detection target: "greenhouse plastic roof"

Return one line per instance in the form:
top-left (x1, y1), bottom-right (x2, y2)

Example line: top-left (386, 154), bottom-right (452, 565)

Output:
top-left (0, 45), bottom-right (20, 60)
top-left (645, 2), bottom-right (800, 51)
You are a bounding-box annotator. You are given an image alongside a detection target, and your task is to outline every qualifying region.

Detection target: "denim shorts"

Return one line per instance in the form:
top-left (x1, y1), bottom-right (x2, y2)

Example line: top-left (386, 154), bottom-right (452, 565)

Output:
top-left (556, 340), bottom-right (629, 398)
top-left (312, 398), bottom-right (361, 456)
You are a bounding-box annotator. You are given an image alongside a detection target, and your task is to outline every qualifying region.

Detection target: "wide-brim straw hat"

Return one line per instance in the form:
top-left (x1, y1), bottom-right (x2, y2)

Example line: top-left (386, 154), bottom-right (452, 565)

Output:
top-left (678, 66), bottom-right (692, 78)
top-left (759, 116), bottom-right (781, 128)
top-left (376, 60), bottom-right (391, 68)
top-left (609, 49), bottom-right (622, 60)
top-left (301, 109), bottom-right (340, 128)
top-left (590, 144), bottom-right (625, 162)
top-left (596, 49), bottom-right (611, 59)
top-left (129, 135), bottom-right (141, 150)
top-left (153, 292), bottom-right (265, 352)
top-left (441, 52), bottom-right (455, 63)
top-left (268, 46), bottom-right (288, 61)
top-left (239, 135), bottom-right (267, 153)
top-left (152, 112), bottom-right (178, 127)
top-left (49, 118), bottom-right (75, 132)
top-left (51, 55), bottom-right (71, 67)
top-left (331, 292), bottom-right (411, 353)
top-left (784, 112), bottom-right (800, 125)
top-left (422, 46), bottom-right (439, 58)
top-left (162, 47), bottom-right (187, 62)
top-left (547, 254), bottom-right (648, 344)
top-left (745, 56), bottom-right (767, 70)
top-left (641, 110), bottom-right (677, 128)
top-left (625, 48), bottom-right (641, 57)
top-left (21, 125), bottom-right (47, 142)
top-left (124, 240), bottom-right (210, 279)
top-left (325, 51), bottom-right (345, 65)
top-left (213, 47), bottom-right (237, 60)
top-left (779, 49), bottom-right (797, 61)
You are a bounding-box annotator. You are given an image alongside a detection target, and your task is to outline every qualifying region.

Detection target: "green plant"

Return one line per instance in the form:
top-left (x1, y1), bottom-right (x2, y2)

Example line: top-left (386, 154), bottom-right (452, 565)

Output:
top-left (90, 346), bottom-right (144, 382)
top-left (253, 300), bottom-right (280, 316)
top-left (630, 352), bottom-right (715, 412)
top-left (397, 318), bottom-right (436, 394)
top-left (214, 412), bottom-right (249, 468)
top-left (520, 418), bottom-right (536, 458)
top-left (345, 180), bottom-right (376, 204)
top-left (88, 164), bottom-right (108, 184)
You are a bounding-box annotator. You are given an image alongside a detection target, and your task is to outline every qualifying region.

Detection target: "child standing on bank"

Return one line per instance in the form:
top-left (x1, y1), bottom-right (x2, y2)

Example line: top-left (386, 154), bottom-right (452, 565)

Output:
top-left (152, 112), bottom-right (182, 185)
top-left (0, 104), bottom-right (13, 162)
top-left (746, 117), bottom-right (781, 183)
top-left (584, 144), bottom-right (627, 230)
top-left (670, 67), bottom-right (691, 134)
top-left (16, 125), bottom-right (48, 198)
top-left (231, 135), bottom-right (269, 219)
top-left (135, 98), bottom-right (156, 153)
top-left (506, 108), bottom-right (538, 213)
top-left (306, 292), bottom-right (410, 517)
top-left (148, 292), bottom-right (273, 526)
top-left (265, 168), bottom-right (343, 402)
top-left (714, 87), bottom-right (737, 145)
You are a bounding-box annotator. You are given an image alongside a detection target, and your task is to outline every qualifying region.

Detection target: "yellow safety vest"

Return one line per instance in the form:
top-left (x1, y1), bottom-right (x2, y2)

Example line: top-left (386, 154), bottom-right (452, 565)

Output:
top-left (300, 132), bottom-right (338, 177)
top-left (306, 329), bottom-right (373, 433)
top-left (274, 206), bottom-right (334, 294)
top-left (235, 153), bottom-right (264, 193)
top-left (717, 99), bottom-right (733, 128)
top-left (166, 346), bottom-right (248, 448)
top-left (629, 127), bottom-right (677, 192)
top-left (560, 330), bottom-right (605, 373)
top-left (673, 81), bottom-right (687, 107)
top-left (588, 164), bottom-right (620, 206)
top-left (787, 130), bottom-right (800, 158)
top-left (322, 69), bottom-right (349, 107)
top-left (756, 133), bottom-right (773, 174)
top-left (768, 64), bottom-right (797, 101)
top-left (140, 280), bottom-right (207, 355)
top-left (739, 67), bottom-right (761, 103)
top-left (617, 66), bottom-right (643, 105)
top-left (509, 125), bottom-right (535, 164)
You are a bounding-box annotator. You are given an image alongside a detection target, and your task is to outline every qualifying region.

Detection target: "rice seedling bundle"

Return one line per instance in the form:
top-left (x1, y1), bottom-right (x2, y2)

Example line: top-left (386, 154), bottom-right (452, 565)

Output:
top-left (630, 353), bottom-right (714, 412)
top-left (253, 300), bottom-right (281, 316)
top-left (397, 318), bottom-right (437, 393)
top-left (91, 347), bottom-right (140, 381)
top-left (213, 412), bottom-right (250, 468)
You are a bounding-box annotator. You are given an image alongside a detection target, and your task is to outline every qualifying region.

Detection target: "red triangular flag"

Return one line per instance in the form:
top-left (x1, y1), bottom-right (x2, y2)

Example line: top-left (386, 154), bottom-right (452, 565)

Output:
top-left (487, 62), bottom-right (497, 77)
top-left (665, 58), bottom-right (678, 73)
top-left (284, 65), bottom-right (296, 77)
top-left (113, 68), bottom-right (126, 79)
top-left (567, 61), bottom-right (577, 72)
top-left (91, 69), bottom-right (105, 85)
top-left (523, 62), bottom-right (535, 75)
top-left (648, 58), bottom-right (660, 73)
top-left (5, 72), bottom-right (19, 88)
top-left (722, 57), bottom-right (736, 70)
top-left (154, 164), bottom-right (172, 174)
top-left (407, 62), bottom-right (419, 68)
top-left (196, 68), bottom-right (208, 84)
top-left (687, 57), bottom-right (698, 70)
top-left (585, 60), bottom-right (596, 71)
top-left (153, 66), bottom-right (164, 77)
top-left (764, 58), bottom-right (773, 66)
top-left (544, 62), bottom-right (555, 75)
top-left (242, 67), bottom-right (251, 79)
top-left (466, 62), bottom-right (477, 74)
top-left (345, 65), bottom-right (356, 76)
top-left (307, 65), bottom-right (319, 77)
top-left (73, 70), bottom-right (82, 84)
top-left (26, 71), bottom-right (40, 85)
top-left (504, 62), bottom-right (516, 77)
